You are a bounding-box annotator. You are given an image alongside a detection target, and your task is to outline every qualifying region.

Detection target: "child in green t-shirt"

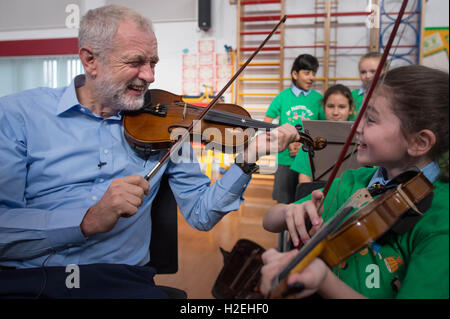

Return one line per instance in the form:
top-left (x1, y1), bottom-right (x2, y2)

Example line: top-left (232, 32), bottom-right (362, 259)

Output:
top-left (350, 52), bottom-right (384, 121)
top-left (264, 54), bottom-right (324, 203)
top-left (290, 84), bottom-right (354, 179)
top-left (261, 65), bottom-right (449, 299)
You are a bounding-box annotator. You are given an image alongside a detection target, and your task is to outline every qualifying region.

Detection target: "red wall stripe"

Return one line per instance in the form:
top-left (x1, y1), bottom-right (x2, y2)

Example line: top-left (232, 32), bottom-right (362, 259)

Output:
top-left (0, 38), bottom-right (78, 57)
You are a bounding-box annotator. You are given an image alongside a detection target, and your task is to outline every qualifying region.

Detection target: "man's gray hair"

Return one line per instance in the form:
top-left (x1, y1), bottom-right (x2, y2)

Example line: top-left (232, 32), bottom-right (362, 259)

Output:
top-left (78, 5), bottom-right (153, 61)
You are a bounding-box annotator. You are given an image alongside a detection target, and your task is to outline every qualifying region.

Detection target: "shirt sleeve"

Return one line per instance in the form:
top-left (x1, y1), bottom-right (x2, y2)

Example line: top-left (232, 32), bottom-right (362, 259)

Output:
top-left (165, 145), bottom-right (251, 231)
top-left (290, 150), bottom-right (312, 177)
top-left (316, 93), bottom-right (327, 120)
top-left (396, 230), bottom-right (449, 298)
top-left (0, 106), bottom-right (86, 262)
top-left (265, 94), bottom-right (282, 119)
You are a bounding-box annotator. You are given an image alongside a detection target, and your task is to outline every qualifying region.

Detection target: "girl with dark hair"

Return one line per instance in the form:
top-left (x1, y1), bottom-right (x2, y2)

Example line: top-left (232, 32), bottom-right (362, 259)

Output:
top-left (322, 84), bottom-right (354, 122)
top-left (264, 54), bottom-right (325, 203)
top-left (290, 84), bottom-right (354, 180)
top-left (261, 65), bottom-right (449, 299)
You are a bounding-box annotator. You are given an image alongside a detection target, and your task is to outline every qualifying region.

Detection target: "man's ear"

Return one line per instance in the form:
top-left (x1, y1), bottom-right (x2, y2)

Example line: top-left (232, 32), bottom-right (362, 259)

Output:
top-left (79, 46), bottom-right (98, 78)
top-left (407, 129), bottom-right (436, 158)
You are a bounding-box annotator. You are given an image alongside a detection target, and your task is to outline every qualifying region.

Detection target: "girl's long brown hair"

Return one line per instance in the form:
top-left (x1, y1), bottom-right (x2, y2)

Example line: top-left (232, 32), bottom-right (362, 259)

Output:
top-left (382, 65), bottom-right (449, 181)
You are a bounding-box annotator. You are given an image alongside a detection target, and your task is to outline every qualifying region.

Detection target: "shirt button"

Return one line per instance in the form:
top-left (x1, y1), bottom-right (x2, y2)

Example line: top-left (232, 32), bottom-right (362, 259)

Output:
top-left (92, 196), bottom-right (98, 201)
top-left (80, 108), bottom-right (86, 112)
top-left (99, 178), bottom-right (104, 183)
top-left (103, 149), bottom-right (109, 154)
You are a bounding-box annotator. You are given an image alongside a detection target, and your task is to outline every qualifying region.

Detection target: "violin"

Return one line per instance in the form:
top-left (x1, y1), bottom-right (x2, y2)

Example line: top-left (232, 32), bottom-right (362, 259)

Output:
top-left (212, 170), bottom-right (434, 299)
top-left (123, 89), bottom-right (327, 156)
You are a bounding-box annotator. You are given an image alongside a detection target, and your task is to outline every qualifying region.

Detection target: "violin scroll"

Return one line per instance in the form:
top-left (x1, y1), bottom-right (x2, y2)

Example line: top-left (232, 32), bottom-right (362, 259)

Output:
top-left (294, 125), bottom-right (327, 152)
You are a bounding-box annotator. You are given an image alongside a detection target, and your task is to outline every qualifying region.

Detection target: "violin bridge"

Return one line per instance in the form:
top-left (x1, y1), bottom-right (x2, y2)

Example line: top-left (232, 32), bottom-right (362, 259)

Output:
top-left (340, 188), bottom-right (373, 213)
top-left (325, 188), bottom-right (373, 232)
top-left (183, 102), bottom-right (187, 121)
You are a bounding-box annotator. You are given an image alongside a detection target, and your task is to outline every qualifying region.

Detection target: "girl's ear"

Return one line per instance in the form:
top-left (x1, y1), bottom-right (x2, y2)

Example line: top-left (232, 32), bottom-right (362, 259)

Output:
top-left (407, 129), bottom-right (436, 158)
top-left (291, 70), bottom-right (298, 81)
top-left (79, 46), bottom-right (98, 78)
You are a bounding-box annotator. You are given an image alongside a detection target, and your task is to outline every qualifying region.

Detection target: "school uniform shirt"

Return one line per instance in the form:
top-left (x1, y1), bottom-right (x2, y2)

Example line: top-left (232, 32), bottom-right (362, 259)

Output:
top-left (289, 147), bottom-right (312, 177)
top-left (350, 88), bottom-right (364, 121)
top-left (265, 84), bottom-right (324, 167)
top-left (294, 164), bottom-right (449, 299)
top-left (0, 75), bottom-right (251, 269)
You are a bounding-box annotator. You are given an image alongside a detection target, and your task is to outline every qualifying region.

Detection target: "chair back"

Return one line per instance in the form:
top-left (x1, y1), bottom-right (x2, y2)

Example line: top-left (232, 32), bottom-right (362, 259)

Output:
top-left (148, 174), bottom-right (178, 274)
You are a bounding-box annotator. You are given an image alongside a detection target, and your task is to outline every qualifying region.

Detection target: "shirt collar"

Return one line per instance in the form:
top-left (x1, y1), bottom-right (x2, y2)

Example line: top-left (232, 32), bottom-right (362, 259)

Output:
top-left (368, 161), bottom-right (441, 188)
top-left (57, 74), bottom-right (122, 120)
top-left (291, 84), bottom-right (311, 97)
top-left (358, 87), bottom-right (365, 96)
top-left (57, 74), bottom-right (85, 115)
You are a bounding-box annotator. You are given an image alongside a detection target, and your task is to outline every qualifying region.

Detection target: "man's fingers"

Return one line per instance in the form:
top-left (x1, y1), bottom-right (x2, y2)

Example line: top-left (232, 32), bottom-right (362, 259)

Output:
top-left (124, 175), bottom-right (150, 195)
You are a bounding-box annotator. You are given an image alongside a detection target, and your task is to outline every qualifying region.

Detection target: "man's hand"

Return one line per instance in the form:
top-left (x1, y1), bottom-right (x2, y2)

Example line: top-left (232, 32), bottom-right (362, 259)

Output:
top-left (243, 123), bottom-right (300, 163)
top-left (80, 175), bottom-right (149, 237)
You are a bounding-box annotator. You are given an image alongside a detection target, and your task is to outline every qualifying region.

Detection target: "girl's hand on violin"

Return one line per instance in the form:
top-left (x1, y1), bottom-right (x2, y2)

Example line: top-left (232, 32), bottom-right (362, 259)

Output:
top-left (260, 248), bottom-right (330, 299)
top-left (285, 190), bottom-right (324, 246)
top-left (284, 257), bottom-right (330, 299)
top-left (260, 248), bottom-right (299, 296)
top-left (80, 175), bottom-right (149, 237)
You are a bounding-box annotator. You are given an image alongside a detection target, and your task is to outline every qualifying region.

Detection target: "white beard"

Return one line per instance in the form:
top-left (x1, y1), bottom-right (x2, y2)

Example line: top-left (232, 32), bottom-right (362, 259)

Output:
top-left (93, 73), bottom-right (147, 112)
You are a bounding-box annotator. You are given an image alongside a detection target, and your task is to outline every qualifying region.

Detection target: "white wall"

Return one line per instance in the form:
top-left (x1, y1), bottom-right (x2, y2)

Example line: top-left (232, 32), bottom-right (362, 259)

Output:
top-left (425, 0), bottom-right (449, 27)
top-left (0, 0), bottom-right (448, 98)
top-left (152, 0), bottom-right (236, 93)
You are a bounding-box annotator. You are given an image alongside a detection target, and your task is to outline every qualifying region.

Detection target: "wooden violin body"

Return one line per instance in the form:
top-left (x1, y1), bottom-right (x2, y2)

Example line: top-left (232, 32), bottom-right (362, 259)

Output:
top-left (123, 89), bottom-right (326, 156)
top-left (123, 89), bottom-right (275, 154)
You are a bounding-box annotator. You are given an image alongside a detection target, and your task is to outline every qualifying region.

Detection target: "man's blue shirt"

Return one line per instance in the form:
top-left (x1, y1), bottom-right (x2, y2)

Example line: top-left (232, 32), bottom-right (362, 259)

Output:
top-left (0, 75), bottom-right (251, 268)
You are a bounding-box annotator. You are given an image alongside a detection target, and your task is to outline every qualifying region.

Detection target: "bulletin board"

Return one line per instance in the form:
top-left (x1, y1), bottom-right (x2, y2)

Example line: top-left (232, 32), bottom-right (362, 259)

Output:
top-left (422, 27), bottom-right (449, 72)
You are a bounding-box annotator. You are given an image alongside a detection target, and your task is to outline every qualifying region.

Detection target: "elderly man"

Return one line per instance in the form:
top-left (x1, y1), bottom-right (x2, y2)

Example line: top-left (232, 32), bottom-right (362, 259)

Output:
top-left (0, 5), bottom-right (299, 298)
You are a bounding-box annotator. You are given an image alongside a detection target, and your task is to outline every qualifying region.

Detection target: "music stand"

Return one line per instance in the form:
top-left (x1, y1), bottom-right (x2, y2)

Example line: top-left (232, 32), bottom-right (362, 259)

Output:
top-left (302, 120), bottom-right (362, 181)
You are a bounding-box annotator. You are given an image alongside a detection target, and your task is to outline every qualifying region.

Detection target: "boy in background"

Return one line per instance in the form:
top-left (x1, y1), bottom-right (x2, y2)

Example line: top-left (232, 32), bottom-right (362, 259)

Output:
top-left (264, 54), bottom-right (323, 204)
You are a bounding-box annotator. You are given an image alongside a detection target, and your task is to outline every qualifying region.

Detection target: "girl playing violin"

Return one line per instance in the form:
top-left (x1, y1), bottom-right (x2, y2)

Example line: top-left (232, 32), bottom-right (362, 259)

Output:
top-left (261, 65), bottom-right (449, 299)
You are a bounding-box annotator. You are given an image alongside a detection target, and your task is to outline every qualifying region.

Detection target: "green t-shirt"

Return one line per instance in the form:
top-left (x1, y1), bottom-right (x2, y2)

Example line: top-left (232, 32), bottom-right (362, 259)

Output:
top-left (350, 88), bottom-right (364, 121)
top-left (266, 88), bottom-right (324, 166)
top-left (290, 147), bottom-right (312, 177)
top-left (294, 167), bottom-right (449, 299)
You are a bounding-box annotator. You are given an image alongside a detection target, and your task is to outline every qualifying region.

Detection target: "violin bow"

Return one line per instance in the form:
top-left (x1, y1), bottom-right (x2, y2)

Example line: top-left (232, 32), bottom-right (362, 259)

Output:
top-left (269, 0), bottom-right (410, 298)
top-left (144, 15), bottom-right (287, 181)
top-left (321, 0), bottom-right (409, 198)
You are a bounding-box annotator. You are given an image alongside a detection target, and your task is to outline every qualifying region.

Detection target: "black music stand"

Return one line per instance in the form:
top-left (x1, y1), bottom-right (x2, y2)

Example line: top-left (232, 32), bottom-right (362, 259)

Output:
top-left (281, 120), bottom-right (363, 252)
top-left (302, 120), bottom-right (362, 181)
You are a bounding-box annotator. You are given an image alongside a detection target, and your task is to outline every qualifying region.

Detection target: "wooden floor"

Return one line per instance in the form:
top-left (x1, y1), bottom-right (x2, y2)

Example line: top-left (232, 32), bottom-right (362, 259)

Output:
top-left (154, 174), bottom-right (279, 299)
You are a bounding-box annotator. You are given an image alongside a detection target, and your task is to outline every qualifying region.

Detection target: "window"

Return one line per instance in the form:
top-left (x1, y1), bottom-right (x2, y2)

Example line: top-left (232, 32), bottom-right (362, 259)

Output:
top-left (0, 55), bottom-right (83, 97)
